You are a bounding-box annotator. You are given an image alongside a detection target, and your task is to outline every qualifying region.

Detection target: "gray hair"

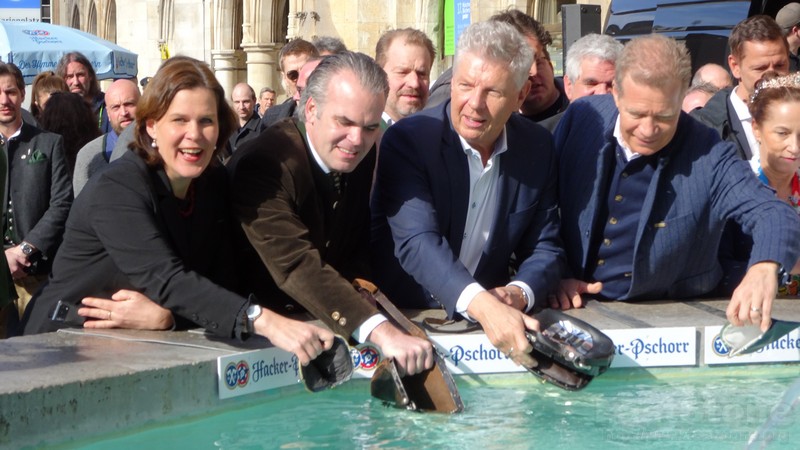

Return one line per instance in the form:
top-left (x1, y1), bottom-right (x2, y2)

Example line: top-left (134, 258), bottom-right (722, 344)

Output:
top-left (686, 81), bottom-right (720, 97)
top-left (312, 36), bottom-right (348, 55)
top-left (299, 51), bottom-right (389, 123)
top-left (565, 34), bottom-right (623, 83)
top-left (453, 21), bottom-right (533, 90)
top-left (259, 86), bottom-right (275, 96)
top-left (615, 34), bottom-right (691, 98)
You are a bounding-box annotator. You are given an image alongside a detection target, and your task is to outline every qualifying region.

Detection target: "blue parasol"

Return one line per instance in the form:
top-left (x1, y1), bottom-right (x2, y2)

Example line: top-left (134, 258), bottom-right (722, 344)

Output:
top-left (0, 20), bottom-right (137, 83)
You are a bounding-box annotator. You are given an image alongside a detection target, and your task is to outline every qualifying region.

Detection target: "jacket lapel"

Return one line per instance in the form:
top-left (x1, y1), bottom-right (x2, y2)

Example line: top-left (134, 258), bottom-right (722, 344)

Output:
top-left (443, 104), bottom-right (469, 256)
top-left (726, 96), bottom-right (752, 160)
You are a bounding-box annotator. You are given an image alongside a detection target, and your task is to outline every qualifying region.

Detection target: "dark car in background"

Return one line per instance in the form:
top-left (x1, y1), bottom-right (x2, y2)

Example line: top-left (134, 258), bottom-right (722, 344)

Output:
top-left (605, 0), bottom-right (795, 72)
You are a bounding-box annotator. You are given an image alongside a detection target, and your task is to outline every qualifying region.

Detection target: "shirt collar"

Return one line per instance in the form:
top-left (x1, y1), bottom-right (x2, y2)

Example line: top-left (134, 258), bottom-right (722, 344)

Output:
top-left (1, 120), bottom-right (23, 141)
top-left (457, 127), bottom-right (509, 161)
top-left (613, 115), bottom-right (641, 162)
top-left (729, 85), bottom-right (752, 121)
top-left (381, 111), bottom-right (394, 128)
top-left (305, 131), bottom-right (332, 174)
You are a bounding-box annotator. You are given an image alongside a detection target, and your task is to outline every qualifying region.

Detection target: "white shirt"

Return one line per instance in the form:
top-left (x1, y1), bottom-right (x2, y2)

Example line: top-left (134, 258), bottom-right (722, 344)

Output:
top-left (454, 128), bottom-right (535, 318)
top-left (381, 111), bottom-right (394, 128)
top-left (306, 132), bottom-right (388, 342)
top-left (729, 85), bottom-right (760, 160)
top-left (613, 115), bottom-right (642, 163)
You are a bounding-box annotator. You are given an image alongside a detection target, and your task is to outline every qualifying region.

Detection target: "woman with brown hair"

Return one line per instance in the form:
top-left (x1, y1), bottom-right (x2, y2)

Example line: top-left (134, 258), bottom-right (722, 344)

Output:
top-left (22, 56), bottom-right (333, 364)
top-left (29, 71), bottom-right (68, 120)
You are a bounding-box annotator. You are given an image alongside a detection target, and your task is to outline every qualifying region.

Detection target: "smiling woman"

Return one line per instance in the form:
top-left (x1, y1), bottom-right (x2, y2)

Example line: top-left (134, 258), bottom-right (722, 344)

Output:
top-left (21, 56), bottom-right (336, 367)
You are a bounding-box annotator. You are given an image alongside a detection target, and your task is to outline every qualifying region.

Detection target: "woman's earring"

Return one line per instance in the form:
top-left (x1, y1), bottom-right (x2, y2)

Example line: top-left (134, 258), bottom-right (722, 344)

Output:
top-left (151, 139), bottom-right (157, 149)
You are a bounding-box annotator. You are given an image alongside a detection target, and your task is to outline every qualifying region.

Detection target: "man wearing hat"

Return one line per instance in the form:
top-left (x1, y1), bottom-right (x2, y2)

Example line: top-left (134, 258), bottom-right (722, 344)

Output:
top-left (777, 3), bottom-right (800, 71)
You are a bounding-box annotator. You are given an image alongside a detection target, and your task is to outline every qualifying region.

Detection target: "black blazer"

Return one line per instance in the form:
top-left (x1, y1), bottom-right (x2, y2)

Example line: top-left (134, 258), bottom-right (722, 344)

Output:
top-left (5, 123), bottom-right (73, 272)
top-left (22, 151), bottom-right (248, 336)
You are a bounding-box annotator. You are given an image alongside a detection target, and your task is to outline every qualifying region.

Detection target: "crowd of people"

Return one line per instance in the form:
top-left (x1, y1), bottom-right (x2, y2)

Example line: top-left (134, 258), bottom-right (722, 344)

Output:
top-left (1, 6), bottom-right (800, 372)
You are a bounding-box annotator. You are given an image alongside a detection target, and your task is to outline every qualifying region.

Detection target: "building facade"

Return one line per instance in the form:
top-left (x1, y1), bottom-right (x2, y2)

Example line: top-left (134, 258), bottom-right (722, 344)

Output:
top-left (52, 0), bottom-right (609, 98)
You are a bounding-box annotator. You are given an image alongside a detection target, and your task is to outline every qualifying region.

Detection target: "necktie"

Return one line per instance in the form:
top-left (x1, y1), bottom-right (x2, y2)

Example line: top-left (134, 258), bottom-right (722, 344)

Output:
top-left (330, 172), bottom-right (342, 195)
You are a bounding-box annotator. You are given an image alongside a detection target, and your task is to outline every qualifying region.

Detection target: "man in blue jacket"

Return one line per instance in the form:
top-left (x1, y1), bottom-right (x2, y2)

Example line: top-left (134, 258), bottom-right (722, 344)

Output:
top-left (371, 22), bottom-right (564, 367)
top-left (553, 34), bottom-right (800, 332)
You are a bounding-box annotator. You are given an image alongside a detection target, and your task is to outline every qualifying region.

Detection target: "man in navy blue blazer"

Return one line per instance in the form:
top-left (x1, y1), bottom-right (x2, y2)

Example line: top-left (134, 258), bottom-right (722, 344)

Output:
top-left (554, 34), bottom-right (800, 332)
top-left (371, 22), bottom-right (565, 367)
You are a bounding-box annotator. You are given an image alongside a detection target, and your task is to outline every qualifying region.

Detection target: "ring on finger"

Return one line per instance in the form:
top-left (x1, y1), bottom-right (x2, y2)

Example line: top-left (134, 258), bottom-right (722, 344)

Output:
top-left (505, 346), bottom-right (514, 358)
top-left (751, 306), bottom-right (761, 313)
top-left (107, 311), bottom-right (112, 320)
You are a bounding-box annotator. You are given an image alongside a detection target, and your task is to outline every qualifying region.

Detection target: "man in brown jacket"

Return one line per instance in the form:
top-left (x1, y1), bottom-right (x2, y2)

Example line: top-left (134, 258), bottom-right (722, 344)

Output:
top-left (229, 52), bottom-right (433, 376)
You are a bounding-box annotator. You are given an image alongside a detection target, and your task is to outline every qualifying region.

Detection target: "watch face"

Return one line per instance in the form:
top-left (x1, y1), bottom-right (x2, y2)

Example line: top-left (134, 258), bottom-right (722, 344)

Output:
top-left (247, 304), bottom-right (262, 320)
top-left (21, 244), bottom-right (32, 255)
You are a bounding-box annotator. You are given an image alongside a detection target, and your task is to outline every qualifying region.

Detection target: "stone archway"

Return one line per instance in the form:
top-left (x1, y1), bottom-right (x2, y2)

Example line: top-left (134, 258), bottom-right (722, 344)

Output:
top-left (211, 0), bottom-right (246, 96)
top-left (239, 0), bottom-right (286, 97)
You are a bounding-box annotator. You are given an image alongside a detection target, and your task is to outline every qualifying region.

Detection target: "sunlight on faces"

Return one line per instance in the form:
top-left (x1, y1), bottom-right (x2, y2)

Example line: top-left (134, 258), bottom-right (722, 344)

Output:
top-left (281, 53), bottom-right (311, 97)
top-left (564, 56), bottom-right (616, 101)
top-left (613, 76), bottom-right (682, 156)
top-left (231, 85), bottom-right (255, 122)
top-left (292, 60), bottom-right (322, 103)
top-left (382, 39), bottom-right (432, 121)
top-left (146, 88), bottom-right (219, 196)
top-left (522, 36), bottom-right (557, 113)
top-left (451, 52), bottom-right (529, 155)
top-left (259, 91), bottom-right (276, 111)
top-left (730, 40), bottom-right (790, 99)
top-left (681, 89), bottom-right (713, 113)
top-left (64, 61), bottom-right (90, 98)
top-left (753, 101), bottom-right (800, 176)
top-left (304, 71), bottom-right (385, 173)
top-left (105, 82), bottom-right (139, 135)
top-left (0, 74), bottom-right (23, 126)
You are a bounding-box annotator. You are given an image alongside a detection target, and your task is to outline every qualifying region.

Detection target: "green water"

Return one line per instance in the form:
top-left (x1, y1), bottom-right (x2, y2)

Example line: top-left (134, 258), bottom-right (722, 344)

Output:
top-left (57, 366), bottom-right (800, 449)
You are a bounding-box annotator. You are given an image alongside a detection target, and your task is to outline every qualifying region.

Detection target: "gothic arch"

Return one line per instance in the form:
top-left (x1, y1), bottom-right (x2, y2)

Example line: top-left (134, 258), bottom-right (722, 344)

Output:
top-left (101, 0), bottom-right (117, 42)
top-left (87, 1), bottom-right (97, 35)
top-left (70, 4), bottom-right (80, 29)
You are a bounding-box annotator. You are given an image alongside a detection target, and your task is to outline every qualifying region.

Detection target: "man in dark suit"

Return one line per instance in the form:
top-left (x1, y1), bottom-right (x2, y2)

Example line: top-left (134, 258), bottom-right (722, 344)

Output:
top-left (371, 22), bottom-right (564, 368)
top-left (0, 62), bottom-right (72, 331)
top-left (692, 15), bottom-right (790, 161)
top-left (229, 52), bottom-right (433, 376)
top-left (226, 83), bottom-right (261, 155)
top-left (554, 34), bottom-right (800, 332)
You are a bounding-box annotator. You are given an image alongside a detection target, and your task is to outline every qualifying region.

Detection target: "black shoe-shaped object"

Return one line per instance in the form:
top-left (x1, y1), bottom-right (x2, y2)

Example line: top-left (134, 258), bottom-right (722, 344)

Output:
top-left (300, 335), bottom-right (354, 392)
top-left (525, 309), bottom-right (615, 391)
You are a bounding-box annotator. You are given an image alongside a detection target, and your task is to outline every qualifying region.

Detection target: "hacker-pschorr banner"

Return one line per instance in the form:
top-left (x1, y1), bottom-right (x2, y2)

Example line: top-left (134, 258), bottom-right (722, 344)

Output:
top-left (216, 327), bottom-right (704, 398)
top-left (603, 327), bottom-right (697, 368)
top-left (704, 325), bottom-right (800, 365)
top-left (0, 0), bottom-right (41, 22)
top-left (217, 347), bottom-right (300, 399)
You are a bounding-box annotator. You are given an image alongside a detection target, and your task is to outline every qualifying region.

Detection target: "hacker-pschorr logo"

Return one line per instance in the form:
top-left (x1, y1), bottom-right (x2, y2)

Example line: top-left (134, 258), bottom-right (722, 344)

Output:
top-left (224, 360), bottom-right (250, 389)
top-left (712, 334), bottom-right (730, 357)
top-left (22, 30), bottom-right (49, 36)
top-left (357, 346), bottom-right (380, 370)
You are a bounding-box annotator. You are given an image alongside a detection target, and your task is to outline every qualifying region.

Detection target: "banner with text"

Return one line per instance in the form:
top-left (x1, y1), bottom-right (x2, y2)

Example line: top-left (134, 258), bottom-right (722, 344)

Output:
top-left (704, 325), bottom-right (800, 365)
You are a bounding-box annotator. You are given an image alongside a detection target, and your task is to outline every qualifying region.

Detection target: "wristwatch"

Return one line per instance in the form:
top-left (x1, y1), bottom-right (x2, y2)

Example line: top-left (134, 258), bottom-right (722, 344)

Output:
top-left (778, 265), bottom-right (790, 288)
top-left (20, 241), bottom-right (37, 258)
top-left (245, 304), bottom-right (263, 335)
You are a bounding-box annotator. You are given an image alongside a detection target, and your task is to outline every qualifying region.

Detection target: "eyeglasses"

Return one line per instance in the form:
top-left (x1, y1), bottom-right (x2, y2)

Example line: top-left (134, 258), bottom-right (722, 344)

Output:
top-left (286, 70), bottom-right (299, 83)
